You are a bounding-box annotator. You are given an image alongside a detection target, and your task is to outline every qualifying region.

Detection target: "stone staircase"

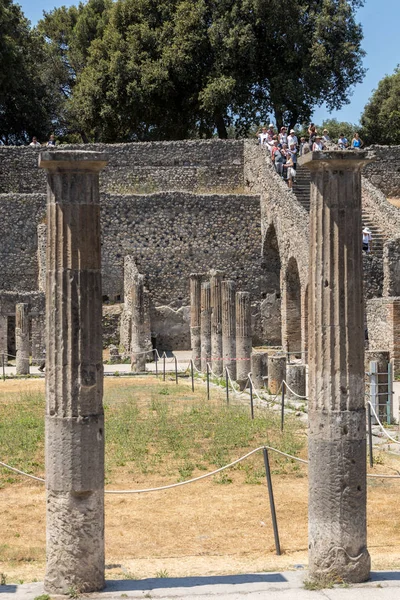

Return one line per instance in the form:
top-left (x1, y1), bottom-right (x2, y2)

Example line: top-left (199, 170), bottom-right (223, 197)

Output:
top-left (293, 166), bottom-right (385, 259)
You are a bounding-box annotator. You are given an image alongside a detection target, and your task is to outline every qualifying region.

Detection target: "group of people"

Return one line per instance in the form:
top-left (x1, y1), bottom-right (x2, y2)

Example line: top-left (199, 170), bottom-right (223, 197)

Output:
top-left (29, 135), bottom-right (56, 147)
top-left (256, 123), bottom-right (364, 187)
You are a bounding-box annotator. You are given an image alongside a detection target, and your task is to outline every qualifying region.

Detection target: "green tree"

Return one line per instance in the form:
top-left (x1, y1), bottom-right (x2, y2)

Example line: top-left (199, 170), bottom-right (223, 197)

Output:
top-left (0, 0), bottom-right (53, 144)
top-left (361, 67), bottom-right (400, 145)
top-left (36, 0), bottom-right (112, 141)
top-left (39, 0), bottom-right (366, 141)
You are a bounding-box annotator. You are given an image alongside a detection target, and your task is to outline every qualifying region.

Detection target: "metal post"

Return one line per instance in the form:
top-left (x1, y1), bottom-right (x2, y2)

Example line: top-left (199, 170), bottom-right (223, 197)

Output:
top-left (2, 353), bottom-right (5, 382)
top-left (280, 381), bottom-right (285, 432)
top-left (225, 368), bottom-right (229, 405)
top-left (263, 447), bottom-right (281, 556)
top-left (370, 360), bottom-right (378, 424)
top-left (163, 353), bottom-right (166, 382)
top-left (249, 377), bottom-right (254, 420)
top-left (174, 355), bottom-right (178, 384)
top-left (155, 350), bottom-right (158, 377)
top-left (206, 363), bottom-right (210, 400)
top-left (387, 362), bottom-right (393, 425)
top-left (367, 402), bottom-right (373, 468)
top-left (190, 359), bottom-right (194, 392)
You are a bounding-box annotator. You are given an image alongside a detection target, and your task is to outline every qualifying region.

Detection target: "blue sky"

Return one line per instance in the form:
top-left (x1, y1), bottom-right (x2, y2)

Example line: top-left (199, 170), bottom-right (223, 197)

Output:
top-left (17, 0), bottom-right (397, 126)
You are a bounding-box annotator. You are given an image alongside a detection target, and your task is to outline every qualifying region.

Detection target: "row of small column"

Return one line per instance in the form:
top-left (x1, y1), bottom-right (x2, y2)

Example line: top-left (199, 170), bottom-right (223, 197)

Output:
top-left (190, 272), bottom-right (253, 383)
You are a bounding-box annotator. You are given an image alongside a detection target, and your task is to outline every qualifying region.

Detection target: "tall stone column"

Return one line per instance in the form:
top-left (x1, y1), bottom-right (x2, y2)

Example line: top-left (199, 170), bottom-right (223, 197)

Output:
top-left (210, 270), bottom-right (224, 376)
top-left (31, 313), bottom-right (45, 366)
top-left (236, 291), bottom-right (252, 382)
top-left (222, 280), bottom-right (236, 380)
top-left (200, 281), bottom-right (211, 373)
top-left (15, 303), bottom-right (30, 375)
top-left (37, 223), bottom-right (47, 293)
top-left (286, 363), bottom-right (306, 400)
top-left (39, 150), bottom-right (108, 594)
top-left (190, 273), bottom-right (203, 370)
top-left (299, 150), bottom-right (374, 583)
top-left (0, 315), bottom-right (8, 366)
top-left (131, 273), bottom-right (146, 372)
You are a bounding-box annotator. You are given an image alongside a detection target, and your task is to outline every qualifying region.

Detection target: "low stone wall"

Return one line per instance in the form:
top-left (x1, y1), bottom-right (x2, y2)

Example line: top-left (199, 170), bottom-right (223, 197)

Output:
top-left (0, 140), bottom-right (244, 195)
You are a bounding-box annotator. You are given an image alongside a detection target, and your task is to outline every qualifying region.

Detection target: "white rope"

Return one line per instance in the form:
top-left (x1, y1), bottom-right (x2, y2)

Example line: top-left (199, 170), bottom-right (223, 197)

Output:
top-left (0, 461), bottom-right (45, 482)
top-left (282, 380), bottom-right (308, 400)
top-left (368, 401), bottom-right (400, 445)
top-left (247, 373), bottom-right (268, 404)
top-left (225, 367), bottom-right (242, 395)
top-left (104, 445), bottom-right (308, 494)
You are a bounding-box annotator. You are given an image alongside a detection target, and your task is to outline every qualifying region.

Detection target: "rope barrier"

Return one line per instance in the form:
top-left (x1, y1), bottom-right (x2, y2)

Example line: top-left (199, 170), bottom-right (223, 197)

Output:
top-left (0, 460), bottom-right (45, 482)
top-left (367, 401), bottom-right (400, 445)
top-left (282, 380), bottom-right (308, 400)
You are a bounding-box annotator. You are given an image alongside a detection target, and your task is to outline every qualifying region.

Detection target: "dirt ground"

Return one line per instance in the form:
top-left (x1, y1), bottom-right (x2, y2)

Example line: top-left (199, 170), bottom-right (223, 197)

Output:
top-left (0, 378), bottom-right (400, 583)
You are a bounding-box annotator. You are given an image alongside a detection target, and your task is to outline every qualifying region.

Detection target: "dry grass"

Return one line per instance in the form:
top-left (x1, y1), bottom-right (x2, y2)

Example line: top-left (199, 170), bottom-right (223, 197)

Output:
top-left (0, 377), bottom-right (399, 584)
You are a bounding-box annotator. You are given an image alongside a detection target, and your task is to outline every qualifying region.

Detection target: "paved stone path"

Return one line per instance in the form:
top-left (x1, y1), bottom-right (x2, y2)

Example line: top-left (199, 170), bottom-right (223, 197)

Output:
top-left (1, 571), bottom-right (399, 599)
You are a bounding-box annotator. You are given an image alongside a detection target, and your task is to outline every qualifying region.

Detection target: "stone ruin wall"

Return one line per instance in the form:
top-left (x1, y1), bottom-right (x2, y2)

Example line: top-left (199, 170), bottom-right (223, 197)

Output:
top-left (1, 141), bottom-right (400, 352)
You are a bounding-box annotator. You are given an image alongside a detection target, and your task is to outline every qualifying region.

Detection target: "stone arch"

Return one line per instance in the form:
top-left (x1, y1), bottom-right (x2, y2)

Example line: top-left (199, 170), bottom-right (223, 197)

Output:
top-left (261, 223), bottom-right (282, 345)
top-left (283, 257), bottom-right (302, 356)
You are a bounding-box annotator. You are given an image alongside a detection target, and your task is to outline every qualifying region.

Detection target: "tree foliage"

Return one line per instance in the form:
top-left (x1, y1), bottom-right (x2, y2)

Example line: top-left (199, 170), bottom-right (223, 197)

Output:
top-left (0, 0), bottom-right (53, 144)
top-left (68, 0), bottom-right (366, 141)
top-left (361, 67), bottom-right (400, 145)
top-left (2, 0), bottom-right (366, 142)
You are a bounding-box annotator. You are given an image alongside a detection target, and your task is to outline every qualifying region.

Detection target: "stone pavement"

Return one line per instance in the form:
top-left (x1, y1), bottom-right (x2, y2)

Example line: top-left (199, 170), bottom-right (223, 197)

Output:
top-left (0, 571), bottom-right (400, 599)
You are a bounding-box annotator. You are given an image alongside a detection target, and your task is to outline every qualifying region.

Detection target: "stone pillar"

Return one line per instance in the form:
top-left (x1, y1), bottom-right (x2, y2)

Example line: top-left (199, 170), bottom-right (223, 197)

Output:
top-left (200, 281), bottom-right (211, 373)
top-left (39, 150), bottom-right (108, 594)
top-left (210, 270), bottom-right (224, 376)
top-left (131, 274), bottom-right (146, 372)
top-left (286, 363), bottom-right (306, 400)
top-left (268, 355), bottom-right (286, 394)
top-left (365, 350), bottom-right (390, 422)
top-left (300, 150), bottom-right (374, 583)
top-left (251, 352), bottom-right (268, 389)
top-left (37, 223), bottom-right (47, 293)
top-left (15, 303), bottom-right (30, 375)
top-left (31, 313), bottom-right (45, 366)
top-left (0, 315), bottom-right (8, 366)
top-left (222, 280), bottom-right (236, 380)
top-left (190, 273), bottom-right (203, 370)
top-left (236, 291), bottom-right (252, 382)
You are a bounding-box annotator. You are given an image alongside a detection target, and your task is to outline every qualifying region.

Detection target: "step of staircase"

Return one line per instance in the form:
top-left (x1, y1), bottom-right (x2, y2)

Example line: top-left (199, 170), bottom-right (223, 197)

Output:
top-left (292, 166), bottom-right (385, 260)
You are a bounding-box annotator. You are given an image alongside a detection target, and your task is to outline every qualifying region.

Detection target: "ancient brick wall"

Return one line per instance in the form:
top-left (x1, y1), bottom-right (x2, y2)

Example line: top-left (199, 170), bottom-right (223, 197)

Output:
top-left (363, 145), bottom-right (400, 198)
top-left (0, 140), bottom-right (244, 195)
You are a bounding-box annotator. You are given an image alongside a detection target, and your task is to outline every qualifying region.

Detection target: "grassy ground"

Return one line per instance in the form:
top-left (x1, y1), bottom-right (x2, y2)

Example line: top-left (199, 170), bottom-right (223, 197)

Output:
top-left (0, 376), bottom-right (399, 584)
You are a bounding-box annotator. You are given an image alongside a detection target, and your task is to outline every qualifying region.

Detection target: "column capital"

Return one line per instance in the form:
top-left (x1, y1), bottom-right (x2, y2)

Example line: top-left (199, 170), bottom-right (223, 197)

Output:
top-left (298, 149), bottom-right (375, 171)
top-left (39, 150), bottom-right (108, 173)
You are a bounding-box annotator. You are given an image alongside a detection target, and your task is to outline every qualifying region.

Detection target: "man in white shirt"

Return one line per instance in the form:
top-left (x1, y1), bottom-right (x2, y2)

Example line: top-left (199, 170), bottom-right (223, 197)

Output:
top-left (362, 227), bottom-right (372, 253)
top-left (29, 137), bottom-right (41, 147)
top-left (338, 134), bottom-right (348, 149)
top-left (257, 127), bottom-right (269, 145)
top-left (287, 129), bottom-right (298, 148)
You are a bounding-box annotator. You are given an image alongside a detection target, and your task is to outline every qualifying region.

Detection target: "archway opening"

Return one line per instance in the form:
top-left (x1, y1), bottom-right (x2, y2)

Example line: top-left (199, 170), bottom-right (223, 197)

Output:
top-left (261, 224), bottom-right (281, 346)
top-left (285, 257), bottom-right (302, 357)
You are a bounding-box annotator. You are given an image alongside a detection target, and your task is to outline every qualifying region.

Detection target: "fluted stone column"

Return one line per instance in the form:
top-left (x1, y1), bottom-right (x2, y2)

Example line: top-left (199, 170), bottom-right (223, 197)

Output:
top-left (15, 303), bottom-right (30, 375)
top-left (236, 292), bottom-right (252, 382)
top-left (190, 273), bottom-right (203, 370)
top-left (39, 150), bottom-right (108, 594)
top-left (200, 281), bottom-right (211, 373)
top-left (131, 273), bottom-right (146, 372)
top-left (300, 150), bottom-right (374, 583)
top-left (0, 315), bottom-right (8, 366)
top-left (268, 355), bottom-right (286, 394)
top-left (286, 363), bottom-right (306, 400)
top-left (251, 352), bottom-right (268, 389)
top-left (37, 223), bottom-right (47, 293)
top-left (222, 280), bottom-right (236, 380)
top-left (210, 270), bottom-right (224, 376)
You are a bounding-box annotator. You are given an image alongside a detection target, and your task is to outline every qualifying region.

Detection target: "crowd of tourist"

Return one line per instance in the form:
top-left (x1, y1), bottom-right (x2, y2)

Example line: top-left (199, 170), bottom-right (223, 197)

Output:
top-left (29, 135), bottom-right (56, 147)
top-left (256, 123), bottom-right (364, 188)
